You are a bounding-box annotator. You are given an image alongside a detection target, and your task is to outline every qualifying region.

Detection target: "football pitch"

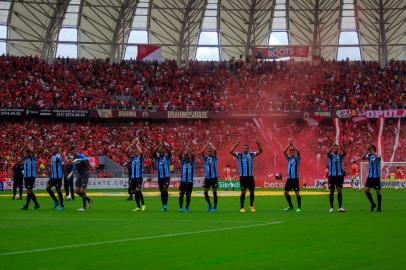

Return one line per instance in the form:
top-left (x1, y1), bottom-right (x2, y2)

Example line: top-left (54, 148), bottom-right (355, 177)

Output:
top-left (0, 189), bottom-right (405, 270)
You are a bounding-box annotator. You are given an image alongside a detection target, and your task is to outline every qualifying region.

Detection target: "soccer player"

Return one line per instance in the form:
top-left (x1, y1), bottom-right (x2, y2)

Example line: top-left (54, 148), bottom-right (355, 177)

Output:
top-left (152, 140), bottom-right (172, 211)
top-left (70, 146), bottom-right (93, 211)
top-left (201, 142), bottom-right (218, 212)
top-left (396, 167), bottom-right (404, 190)
top-left (21, 144), bottom-right (40, 210)
top-left (362, 145), bottom-right (382, 211)
top-left (46, 146), bottom-right (66, 210)
top-left (127, 139), bottom-right (146, 212)
top-left (12, 160), bottom-right (23, 200)
top-left (230, 140), bottom-right (263, 212)
top-left (327, 144), bottom-right (346, 213)
top-left (64, 157), bottom-right (75, 200)
top-left (178, 145), bottom-right (194, 212)
top-left (283, 139), bottom-right (302, 213)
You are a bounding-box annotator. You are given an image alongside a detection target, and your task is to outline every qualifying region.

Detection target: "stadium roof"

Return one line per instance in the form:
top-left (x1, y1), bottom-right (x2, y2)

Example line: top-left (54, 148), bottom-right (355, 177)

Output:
top-left (0, 0), bottom-right (405, 63)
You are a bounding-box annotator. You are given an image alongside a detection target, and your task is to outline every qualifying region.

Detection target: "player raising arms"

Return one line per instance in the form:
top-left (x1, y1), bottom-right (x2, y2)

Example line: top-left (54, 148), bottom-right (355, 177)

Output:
top-left (127, 139), bottom-right (146, 212)
top-left (283, 139), bottom-right (302, 213)
top-left (21, 144), bottom-right (40, 210)
top-left (201, 142), bottom-right (219, 212)
top-left (178, 145), bottom-right (194, 212)
top-left (327, 144), bottom-right (346, 213)
top-left (362, 145), bottom-right (382, 212)
top-left (152, 139), bottom-right (172, 211)
top-left (46, 146), bottom-right (66, 210)
top-left (69, 146), bottom-right (93, 211)
top-left (230, 140), bottom-right (263, 213)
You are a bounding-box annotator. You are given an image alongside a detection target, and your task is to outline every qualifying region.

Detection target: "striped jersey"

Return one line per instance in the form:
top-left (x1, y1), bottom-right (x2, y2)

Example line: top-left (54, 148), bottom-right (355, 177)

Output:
top-left (236, 152), bottom-right (257, 177)
top-left (287, 156), bottom-right (300, 179)
top-left (51, 154), bottom-right (64, 179)
top-left (203, 156), bottom-right (218, 179)
top-left (130, 155), bottom-right (144, 179)
top-left (23, 155), bottom-right (36, 178)
top-left (366, 153), bottom-right (381, 178)
top-left (181, 160), bottom-right (194, 183)
top-left (154, 153), bottom-right (171, 179)
top-left (328, 153), bottom-right (345, 177)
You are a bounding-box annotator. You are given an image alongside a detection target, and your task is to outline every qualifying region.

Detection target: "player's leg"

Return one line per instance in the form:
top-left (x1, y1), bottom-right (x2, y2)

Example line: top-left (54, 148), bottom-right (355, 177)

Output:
top-left (163, 178), bottom-right (170, 208)
top-left (69, 177), bottom-right (75, 199)
top-left (185, 184), bottom-right (192, 212)
top-left (337, 186), bottom-right (345, 212)
top-left (158, 179), bottom-right (165, 210)
top-left (284, 180), bottom-right (293, 210)
top-left (46, 179), bottom-right (59, 208)
top-left (127, 180), bottom-right (133, 201)
top-left (294, 189), bottom-right (301, 212)
top-left (364, 180), bottom-right (377, 211)
top-left (212, 182), bottom-right (218, 211)
top-left (203, 180), bottom-right (212, 210)
top-left (248, 177), bottom-right (255, 212)
top-left (17, 180), bottom-right (23, 199)
top-left (12, 181), bottom-right (17, 199)
top-left (328, 177), bottom-right (335, 212)
top-left (22, 178), bottom-right (32, 209)
top-left (375, 179), bottom-right (382, 212)
top-left (29, 178), bottom-right (39, 209)
top-left (137, 180), bottom-right (145, 210)
top-left (179, 184), bottom-right (185, 212)
top-left (55, 179), bottom-right (64, 210)
top-left (132, 180), bottom-right (141, 211)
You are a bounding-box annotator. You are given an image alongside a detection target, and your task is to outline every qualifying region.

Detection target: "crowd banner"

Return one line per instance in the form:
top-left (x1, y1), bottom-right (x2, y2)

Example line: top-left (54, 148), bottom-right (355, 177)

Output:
top-left (137, 45), bottom-right (162, 62)
top-left (254, 46), bottom-right (309, 59)
top-left (335, 109), bottom-right (406, 119)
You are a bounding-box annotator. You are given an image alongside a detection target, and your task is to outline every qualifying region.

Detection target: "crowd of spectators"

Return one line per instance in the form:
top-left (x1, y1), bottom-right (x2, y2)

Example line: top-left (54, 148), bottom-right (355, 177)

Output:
top-left (1, 55), bottom-right (405, 111)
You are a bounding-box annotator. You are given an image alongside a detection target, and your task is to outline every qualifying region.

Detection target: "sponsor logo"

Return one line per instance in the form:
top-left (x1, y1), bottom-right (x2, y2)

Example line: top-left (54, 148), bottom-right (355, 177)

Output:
top-left (118, 110), bottom-right (137, 118)
top-left (167, 111), bottom-right (208, 119)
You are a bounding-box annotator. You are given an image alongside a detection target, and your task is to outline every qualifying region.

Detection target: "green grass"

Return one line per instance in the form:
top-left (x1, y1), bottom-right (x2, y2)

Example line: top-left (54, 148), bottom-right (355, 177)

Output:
top-left (0, 189), bottom-right (405, 270)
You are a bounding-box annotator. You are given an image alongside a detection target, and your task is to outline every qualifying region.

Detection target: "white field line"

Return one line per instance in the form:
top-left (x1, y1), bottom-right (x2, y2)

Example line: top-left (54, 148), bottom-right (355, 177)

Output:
top-left (0, 221), bottom-right (283, 256)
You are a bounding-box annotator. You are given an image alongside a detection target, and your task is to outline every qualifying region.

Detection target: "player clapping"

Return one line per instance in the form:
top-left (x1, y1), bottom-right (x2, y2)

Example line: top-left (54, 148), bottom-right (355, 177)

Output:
top-left (201, 142), bottom-right (219, 212)
top-left (327, 144), bottom-right (346, 213)
top-left (127, 139), bottom-right (146, 212)
top-left (283, 139), bottom-right (302, 213)
top-left (152, 139), bottom-right (172, 211)
top-left (362, 145), bottom-right (382, 212)
top-left (178, 145), bottom-right (194, 212)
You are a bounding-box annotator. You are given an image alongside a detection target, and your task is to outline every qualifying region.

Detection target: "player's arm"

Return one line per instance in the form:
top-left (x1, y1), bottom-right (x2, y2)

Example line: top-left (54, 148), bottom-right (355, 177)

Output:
top-left (151, 142), bottom-right (161, 158)
top-left (186, 145), bottom-right (194, 161)
top-left (136, 142), bottom-right (144, 157)
top-left (200, 142), bottom-right (209, 157)
top-left (178, 145), bottom-right (185, 160)
top-left (255, 140), bottom-right (263, 156)
top-left (291, 143), bottom-right (301, 157)
top-left (209, 142), bottom-right (217, 156)
top-left (283, 143), bottom-right (290, 159)
top-left (229, 141), bottom-right (240, 157)
top-left (162, 139), bottom-right (172, 156)
top-left (341, 148), bottom-right (346, 157)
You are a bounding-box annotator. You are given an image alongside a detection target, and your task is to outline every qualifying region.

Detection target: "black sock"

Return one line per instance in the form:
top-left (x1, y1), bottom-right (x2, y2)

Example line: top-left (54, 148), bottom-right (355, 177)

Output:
top-left (47, 188), bottom-right (58, 203)
top-left (377, 193), bottom-right (382, 209)
top-left (57, 191), bottom-right (64, 207)
top-left (204, 191), bottom-right (211, 207)
top-left (160, 191), bottom-right (165, 206)
top-left (138, 191), bottom-right (145, 205)
top-left (13, 185), bottom-right (17, 197)
top-left (249, 191), bottom-right (255, 207)
top-left (285, 194), bottom-right (293, 208)
top-left (19, 188), bottom-right (23, 198)
top-left (213, 191), bottom-right (218, 208)
top-left (186, 195), bottom-right (191, 208)
top-left (329, 192), bottom-right (334, 208)
top-left (179, 194), bottom-right (184, 208)
top-left (165, 191), bottom-right (169, 205)
top-left (297, 195), bottom-right (302, 209)
top-left (338, 192), bottom-right (343, 208)
top-left (25, 193), bottom-right (32, 207)
top-left (31, 193), bottom-right (39, 206)
top-left (81, 193), bottom-right (87, 208)
top-left (240, 193), bottom-right (246, 209)
top-left (365, 191), bottom-right (375, 205)
top-left (134, 191), bottom-right (141, 208)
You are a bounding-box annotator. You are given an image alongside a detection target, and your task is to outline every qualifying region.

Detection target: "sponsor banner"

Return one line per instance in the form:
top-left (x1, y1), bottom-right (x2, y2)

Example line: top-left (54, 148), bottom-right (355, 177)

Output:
top-left (336, 109), bottom-right (406, 119)
top-left (218, 180), bottom-right (241, 189)
top-left (0, 108), bottom-right (25, 117)
top-left (52, 109), bottom-right (89, 118)
top-left (167, 111), bottom-right (209, 119)
top-left (254, 46), bottom-right (309, 59)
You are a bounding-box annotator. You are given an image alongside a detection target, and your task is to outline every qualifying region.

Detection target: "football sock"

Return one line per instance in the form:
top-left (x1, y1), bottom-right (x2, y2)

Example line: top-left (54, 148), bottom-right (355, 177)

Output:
top-left (179, 193), bottom-right (184, 208)
top-left (338, 192), bottom-right (343, 208)
top-left (249, 191), bottom-right (255, 206)
top-left (204, 191), bottom-right (211, 207)
top-left (285, 194), bottom-right (293, 208)
top-left (47, 188), bottom-right (58, 203)
top-left (365, 191), bottom-right (375, 205)
top-left (329, 192), bottom-right (334, 208)
top-left (377, 193), bottom-right (382, 209)
top-left (57, 190), bottom-right (64, 207)
top-left (138, 191), bottom-right (145, 205)
top-left (31, 193), bottom-right (39, 206)
top-left (213, 191), bottom-right (218, 208)
top-left (186, 194), bottom-right (191, 209)
top-left (297, 195), bottom-right (302, 209)
top-left (134, 192), bottom-right (141, 208)
top-left (240, 193), bottom-right (246, 209)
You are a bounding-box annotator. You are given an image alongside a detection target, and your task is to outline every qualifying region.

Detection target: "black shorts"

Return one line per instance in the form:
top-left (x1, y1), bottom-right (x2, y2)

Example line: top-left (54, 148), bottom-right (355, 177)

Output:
top-left (24, 177), bottom-right (36, 189)
top-left (365, 177), bottom-right (381, 190)
top-left (240, 176), bottom-right (255, 190)
top-left (48, 178), bottom-right (62, 188)
top-left (179, 182), bottom-right (193, 194)
top-left (158, 177), bottom-right (170, 190)
top-left (328, 176), bottom-right (344, 189)
top-left (285, 178), bottom-right (300, 191)
top-left (130, 178), bottom-right (143, 190)
top-left (203, 178), bottom-right (218, 189)
top-left (75, 174), bottom-right (89, 189)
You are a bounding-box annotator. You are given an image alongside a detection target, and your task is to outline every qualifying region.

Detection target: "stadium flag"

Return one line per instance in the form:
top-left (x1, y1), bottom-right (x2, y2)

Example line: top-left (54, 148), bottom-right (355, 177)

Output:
top-left (333, 118), bottom-right (341, 145)
top-left (136, 45), bottom-right (162, 62)
top-left (377, 117), bottom-right (385, 160)
top-left (390, 118), bottom-right (401, 162)
top-left (254, 46), bottom-right (309, 59)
